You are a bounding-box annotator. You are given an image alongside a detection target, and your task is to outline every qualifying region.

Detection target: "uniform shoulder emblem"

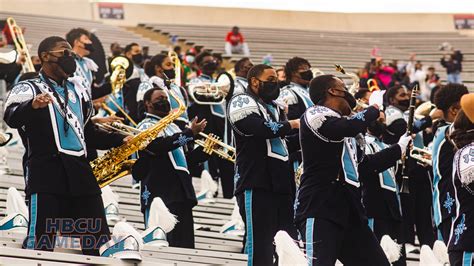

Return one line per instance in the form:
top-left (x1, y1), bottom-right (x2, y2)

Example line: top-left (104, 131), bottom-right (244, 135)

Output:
top-left (305, 105), bottom-right (340, 131)
top-left (137, 119), bottom-right (155, 131)
top-left (385, 106), bottom-right (404, 126)
top-left (279, 86), bottom-right (298, 105)
top-left (456, 143), bottom-right (474, 186)
top-left (5, 81), bottom-right (37, 109)
top-left (137, 81), bottom-right (153, 102)
top-left (228, 94), bottom-right (259, 123)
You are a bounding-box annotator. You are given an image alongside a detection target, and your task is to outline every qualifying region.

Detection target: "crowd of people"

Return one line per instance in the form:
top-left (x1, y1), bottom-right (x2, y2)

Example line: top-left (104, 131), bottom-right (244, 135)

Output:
top-left (0, 22), bottom-right (473, 266)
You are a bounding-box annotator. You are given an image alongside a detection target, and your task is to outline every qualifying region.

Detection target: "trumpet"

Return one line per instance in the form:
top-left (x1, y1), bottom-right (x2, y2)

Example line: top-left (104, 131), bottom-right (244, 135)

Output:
top-left (410, 146), bottom-right (432, 166)
top-left (188, 72), bottom-right (234, 105)
top-left (195, 132), bottom-right (236, 163)
top-left (7, 17), bottom-right (34, 73)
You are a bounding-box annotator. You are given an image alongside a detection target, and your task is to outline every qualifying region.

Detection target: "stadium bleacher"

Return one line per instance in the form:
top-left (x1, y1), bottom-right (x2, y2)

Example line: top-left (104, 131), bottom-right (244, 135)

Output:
top-left (132, 23), bottom-right (474, 87)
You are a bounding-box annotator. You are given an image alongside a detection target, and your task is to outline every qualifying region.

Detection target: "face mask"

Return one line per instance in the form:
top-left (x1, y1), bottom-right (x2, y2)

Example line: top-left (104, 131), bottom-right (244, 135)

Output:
top-left (257, 80), bottom-right (280, 103)
top-left (34, 64), bottom-right (42, 72)
top-left (299, 70), bottom-right (313, 81)
top-left (185, 55), bottom-right (195, 63)
top-left (84, 43), bottom-right (95, 53)
top-left (132, 53), bottom-right (144, 65)
top-left (398, 99), bottom-right (410, 109)
top-left (330, 90), bottom-right (357, 110)
top-left (202, 61), bottom-right (217, 73)
top-left (368, 120), bottom-right (387, 138)
top-left (52, 54), bottom-right (77, 76)
top-left (152, 99), bottom-right (170, 115)
top-left (163, 69), bottom-right (176, 80)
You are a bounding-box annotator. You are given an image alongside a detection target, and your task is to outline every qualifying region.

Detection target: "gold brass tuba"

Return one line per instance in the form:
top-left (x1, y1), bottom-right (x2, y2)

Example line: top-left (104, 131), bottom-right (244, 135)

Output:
top-left (91, 90), bottom-right (186, 188)
top-left (6, 17), bottom-right (34, 73)
top-left (195, 132), bottom-right (236, 163)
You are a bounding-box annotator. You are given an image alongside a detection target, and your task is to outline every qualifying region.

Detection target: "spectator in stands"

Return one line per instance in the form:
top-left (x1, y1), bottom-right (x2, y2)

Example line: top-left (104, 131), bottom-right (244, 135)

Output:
top-left (440, 46), bottom-right (463, 84)
top-left (374, 58), bottom-right (395, 89)
top-left (225, 26), bottom-right (250, 56)
top-left (426, 66), bottom-right (440, 89)
top-left (407, 60), bottom-right (429, 100)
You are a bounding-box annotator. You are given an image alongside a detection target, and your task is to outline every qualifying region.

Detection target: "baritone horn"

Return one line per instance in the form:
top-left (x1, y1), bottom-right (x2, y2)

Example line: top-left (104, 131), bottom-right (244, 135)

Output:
top-left (6, 17), bottom-right (34, 73)
top-left (195, 132), bottom-right (236, 163)
top-left (188, 72), bottom-right (234, 105)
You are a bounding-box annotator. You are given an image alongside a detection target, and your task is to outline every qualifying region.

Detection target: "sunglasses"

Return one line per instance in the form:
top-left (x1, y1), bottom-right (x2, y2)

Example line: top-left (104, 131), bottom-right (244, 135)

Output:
top-left (48, 49), bottom-right (75, 57)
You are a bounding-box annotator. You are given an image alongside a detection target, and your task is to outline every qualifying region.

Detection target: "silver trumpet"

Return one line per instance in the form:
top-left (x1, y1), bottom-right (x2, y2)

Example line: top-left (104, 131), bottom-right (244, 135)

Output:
top-left (410, 146), bottom-right (432, 166)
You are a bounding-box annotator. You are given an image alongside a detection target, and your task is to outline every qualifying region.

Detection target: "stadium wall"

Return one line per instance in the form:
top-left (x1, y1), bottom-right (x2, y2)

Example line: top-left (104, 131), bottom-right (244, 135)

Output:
top-left (0, 0), bottom-right (456, 32)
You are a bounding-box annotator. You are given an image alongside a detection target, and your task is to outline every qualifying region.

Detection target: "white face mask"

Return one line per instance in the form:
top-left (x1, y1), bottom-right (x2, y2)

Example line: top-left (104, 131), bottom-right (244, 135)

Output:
top-left (185, 55), bottom-right (195, 63)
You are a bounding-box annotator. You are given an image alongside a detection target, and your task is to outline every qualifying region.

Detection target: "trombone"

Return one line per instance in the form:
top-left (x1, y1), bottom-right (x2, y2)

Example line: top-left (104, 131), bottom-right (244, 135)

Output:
top-left (6, 17), bottom-right (34, 73)
top-left (410, 146), bottom-right (432, 166)
top-left (195, 132), bottom-right (236, 163)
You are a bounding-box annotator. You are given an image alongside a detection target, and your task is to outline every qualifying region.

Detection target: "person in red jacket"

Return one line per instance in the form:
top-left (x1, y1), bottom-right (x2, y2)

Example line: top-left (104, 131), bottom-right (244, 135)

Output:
top-left (225, 26), bottom-right (250, 56)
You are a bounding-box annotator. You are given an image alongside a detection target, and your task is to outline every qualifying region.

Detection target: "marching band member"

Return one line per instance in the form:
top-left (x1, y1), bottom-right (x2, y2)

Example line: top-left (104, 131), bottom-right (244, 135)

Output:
top-left (3, 36), bottom-right (129, 255)
top-left (295, 75), bottom-right (412, 265)
top-left (188, 51), bottom-right (234, 199)
top-left (362, 113), bottom-right (407, 266)
top-left (384, 85), bottom-right (435, 248)
top-left (447, 94), bottom-right (474, 266)
top-left (432, 84), bottom-right (469, 244)
top-left (134, 87), bottom-right (207, 248)
top-left (136, 54), bottom-right (189, 127)
top-left (233, 57), bottom-right (253, 95)
top-left (227, 64), bottom-right (300, 265)
top-left (278, 57), bottom-right (314, 194)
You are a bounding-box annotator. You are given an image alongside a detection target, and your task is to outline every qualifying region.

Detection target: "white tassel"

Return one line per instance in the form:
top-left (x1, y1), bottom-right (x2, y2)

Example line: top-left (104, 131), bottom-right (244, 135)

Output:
top-left (433, 240), bottom-right (449, 265)
top-left (200, 170), bottom-right (217, 199)
top-left (380, 235), bottom-right (401, 263)
top-left (6, 187), bottom-right (28, 219)
top-left (148, 197), bottom-right (178, 233)
top-left (419, 245), bottom-right (442, 266)
top-left (101, 185), bottom-right (119, 208)
top-left (112, 222), bottom-right (144, 249)
top-left (220, 199), bottom-right (245, 234)
top-left (274, 231), bottom-right (307, 266)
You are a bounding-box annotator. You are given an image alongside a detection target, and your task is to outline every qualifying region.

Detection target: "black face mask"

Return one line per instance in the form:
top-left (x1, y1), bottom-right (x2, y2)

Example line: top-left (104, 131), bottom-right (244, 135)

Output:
top-left (152, 99), bottom-right (170, 115)
top-left (299, 70), bottom-right (313, 81)
top-left (84, 43), bottom-right (95, 53)
top-left (51, 54), bottom-right (77, 76)
top-left (132, 53), bottom-right (144, 65)
top-left (34, 64), bottom-right (42, 72)
top-left (257, 80), bottom-right (280, 104)
top-left (163, 69), bottom-right (176, 80)
top-left (368, 120), bottom-right (387, 138)
top-left (202, 61), bottom-right (217, 73)
top-left (398, 99), bottom-right (410, 109)
top-left (330, 89), bottom-right (357, 110)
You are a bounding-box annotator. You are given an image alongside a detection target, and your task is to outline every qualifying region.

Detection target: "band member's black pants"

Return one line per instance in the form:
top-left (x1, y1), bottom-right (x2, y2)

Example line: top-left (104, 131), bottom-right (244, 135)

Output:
top-left (237, 189), bottom-right (297, 266)
top-left (298, 210), bottom-right (390, 266)
top-left (24, 193), bottom-right (110, 256)
top-left (209, 157), bottom-right (235, 199)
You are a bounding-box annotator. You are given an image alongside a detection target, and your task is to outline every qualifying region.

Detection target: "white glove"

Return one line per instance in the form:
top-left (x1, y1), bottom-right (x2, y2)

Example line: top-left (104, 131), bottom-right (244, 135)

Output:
top-left (397, 133), bottom-right (412, 154)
